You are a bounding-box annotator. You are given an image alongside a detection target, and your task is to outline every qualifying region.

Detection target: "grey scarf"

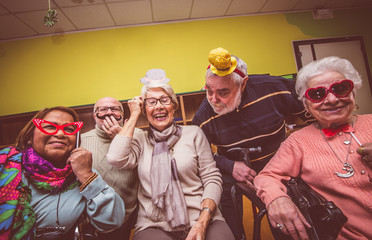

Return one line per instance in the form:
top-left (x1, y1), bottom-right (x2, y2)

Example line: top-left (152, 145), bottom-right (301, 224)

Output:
top-left (148, 122), bottom-right (190, 229)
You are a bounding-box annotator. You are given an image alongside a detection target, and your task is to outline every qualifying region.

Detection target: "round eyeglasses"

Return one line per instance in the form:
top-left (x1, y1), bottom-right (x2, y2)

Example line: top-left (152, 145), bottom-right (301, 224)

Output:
top-left (33, 119), bottom-right (83, 135)
top-left (305, 79), bottom-right (354, 103)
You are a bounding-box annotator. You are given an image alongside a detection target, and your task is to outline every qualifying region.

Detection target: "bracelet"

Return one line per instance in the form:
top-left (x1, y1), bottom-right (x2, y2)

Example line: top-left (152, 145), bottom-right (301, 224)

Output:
top-left (200, 207), bottom-right (214, 217)
top-left (79, 172), bottom-right (98, 192)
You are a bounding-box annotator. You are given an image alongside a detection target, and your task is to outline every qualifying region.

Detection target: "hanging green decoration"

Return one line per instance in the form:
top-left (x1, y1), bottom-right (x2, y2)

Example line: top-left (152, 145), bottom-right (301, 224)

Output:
top-left (44, 0), bottom-right (58, 27)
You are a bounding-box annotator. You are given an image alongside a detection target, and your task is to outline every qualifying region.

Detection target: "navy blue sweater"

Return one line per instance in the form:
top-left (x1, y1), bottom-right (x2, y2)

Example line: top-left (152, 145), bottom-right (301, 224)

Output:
top-left (192, 74), bottom-right (314, 175)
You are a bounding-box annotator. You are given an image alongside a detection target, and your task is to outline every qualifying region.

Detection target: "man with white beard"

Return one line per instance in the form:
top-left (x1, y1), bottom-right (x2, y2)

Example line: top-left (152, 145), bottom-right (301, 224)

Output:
top-left (192, 48), bottom-right (313, 240)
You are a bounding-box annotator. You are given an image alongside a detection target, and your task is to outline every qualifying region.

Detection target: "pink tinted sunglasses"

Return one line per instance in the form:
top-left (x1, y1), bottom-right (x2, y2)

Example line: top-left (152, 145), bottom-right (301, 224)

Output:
top-left (33, 118), bottom-right (83, 135)
top-left (305, 79), bottom-right (354, 103)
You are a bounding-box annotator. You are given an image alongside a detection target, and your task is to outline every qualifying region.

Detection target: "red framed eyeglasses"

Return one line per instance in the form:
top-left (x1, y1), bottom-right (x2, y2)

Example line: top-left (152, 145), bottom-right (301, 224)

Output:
top-left (33, 119), bottom-right (83, 135)
top-left (305, 79), bottom-right (354, 103)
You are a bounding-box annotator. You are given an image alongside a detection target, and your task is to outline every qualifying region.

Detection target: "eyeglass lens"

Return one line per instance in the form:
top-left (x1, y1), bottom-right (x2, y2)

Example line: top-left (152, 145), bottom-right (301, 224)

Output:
top-left (145, 96), bottom-right (171, 107)
top-left (96, 106), bottom-right (122, 113)
top-left (41, 122), bottom-right (77, 134)
top-left (306, 80), bottom-right (353, 102)
top-left (33, 119), bottom-right (83, 135)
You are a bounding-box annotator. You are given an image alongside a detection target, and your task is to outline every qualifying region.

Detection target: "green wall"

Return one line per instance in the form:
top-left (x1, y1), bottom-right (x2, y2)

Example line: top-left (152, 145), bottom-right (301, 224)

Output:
top-left (0, 7), bottom-right (371, 116)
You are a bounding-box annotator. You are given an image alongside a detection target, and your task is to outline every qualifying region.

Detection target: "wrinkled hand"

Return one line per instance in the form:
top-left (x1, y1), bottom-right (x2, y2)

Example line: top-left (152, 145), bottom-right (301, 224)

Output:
top-left (267, 196), bottom-right (311, 240)
top-left (102, 115), bottom-right (122, 139)
top-left (127, 96), bottom-right (143, 117)
top-left (185, 218), bottom-right (207, 240)
top-left (67, 148), bottom-right (93, 183)
top-left (357, 142), bottom-right (372, 168)
top-left (232, 161), bottom-right (257, 190)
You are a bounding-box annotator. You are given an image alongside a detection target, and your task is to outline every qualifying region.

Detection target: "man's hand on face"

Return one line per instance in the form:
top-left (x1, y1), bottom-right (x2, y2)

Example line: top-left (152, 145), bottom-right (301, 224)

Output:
top-left (102, 115), bottom-right (122, 139)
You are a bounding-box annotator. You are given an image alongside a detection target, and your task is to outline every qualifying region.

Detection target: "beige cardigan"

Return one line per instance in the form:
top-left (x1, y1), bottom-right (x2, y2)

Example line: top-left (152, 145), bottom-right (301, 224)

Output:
top-left (107, 125), bottom-right (224, 233)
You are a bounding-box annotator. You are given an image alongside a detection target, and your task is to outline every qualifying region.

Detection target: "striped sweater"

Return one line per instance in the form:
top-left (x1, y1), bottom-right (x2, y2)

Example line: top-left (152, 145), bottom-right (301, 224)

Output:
top-left (192, 74), bottom-right (313, 174)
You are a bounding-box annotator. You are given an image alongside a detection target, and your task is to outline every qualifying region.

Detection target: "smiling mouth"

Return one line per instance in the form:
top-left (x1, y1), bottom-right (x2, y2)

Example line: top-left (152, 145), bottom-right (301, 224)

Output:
top-left (154, 113), bottom-right (168, 120)
top-left (323, 106), bottom-right (343, 112)
top-left (48, 141), bottom-right (67, 146)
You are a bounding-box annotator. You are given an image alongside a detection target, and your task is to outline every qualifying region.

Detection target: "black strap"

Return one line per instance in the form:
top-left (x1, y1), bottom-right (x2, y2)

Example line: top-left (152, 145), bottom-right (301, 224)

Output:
top-left (287, 178), bottom-right (320, 240)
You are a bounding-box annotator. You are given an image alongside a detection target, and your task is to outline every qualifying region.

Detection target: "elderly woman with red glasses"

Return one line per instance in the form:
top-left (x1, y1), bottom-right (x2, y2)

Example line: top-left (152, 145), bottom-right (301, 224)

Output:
top-left (0, 106), bottom-right (125, 240)
top-left (254, 56), bottom-right (372, 240)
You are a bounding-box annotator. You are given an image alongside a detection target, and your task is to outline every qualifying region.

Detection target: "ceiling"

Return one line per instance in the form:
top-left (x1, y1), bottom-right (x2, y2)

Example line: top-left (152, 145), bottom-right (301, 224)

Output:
top-left (1, 0), bottom-right (372, 41)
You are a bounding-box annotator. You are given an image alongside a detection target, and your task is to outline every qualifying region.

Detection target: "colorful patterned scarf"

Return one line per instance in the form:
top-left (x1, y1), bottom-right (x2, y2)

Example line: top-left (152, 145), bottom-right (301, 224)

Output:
top-left (0, 146), bottom-right (35, 240)
top-left (22, 147), bottom-right (78, 193)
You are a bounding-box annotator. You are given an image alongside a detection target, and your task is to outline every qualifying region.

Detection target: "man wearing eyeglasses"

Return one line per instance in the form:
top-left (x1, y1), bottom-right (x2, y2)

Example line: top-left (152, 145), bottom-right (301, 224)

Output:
top-left (192, 48), bottom-right (314, 240)
top-left (81, 97), bottom-right (138, 240)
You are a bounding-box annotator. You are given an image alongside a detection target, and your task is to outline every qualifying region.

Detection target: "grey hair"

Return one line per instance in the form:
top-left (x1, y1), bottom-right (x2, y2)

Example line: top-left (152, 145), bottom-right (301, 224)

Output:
top-left (205, 55), bottom-right (248, 86)
top-left (141, 82), bottom-right (179, 110)
top-left (296, 56), bottom-right (362, 101)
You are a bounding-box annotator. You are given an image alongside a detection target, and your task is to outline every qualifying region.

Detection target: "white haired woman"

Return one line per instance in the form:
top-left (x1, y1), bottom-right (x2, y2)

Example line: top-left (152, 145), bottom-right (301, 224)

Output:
top-left (106, 81), bottom-right (234, 240)
top-left (254, 56), bottom-right (372, 240)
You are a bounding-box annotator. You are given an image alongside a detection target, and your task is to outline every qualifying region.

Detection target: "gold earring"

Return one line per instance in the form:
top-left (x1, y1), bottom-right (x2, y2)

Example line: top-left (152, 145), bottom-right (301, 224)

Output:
top-left (305, 111), bottom-right (312, 118)
top-left (354, 104), bottom-right (360, 111)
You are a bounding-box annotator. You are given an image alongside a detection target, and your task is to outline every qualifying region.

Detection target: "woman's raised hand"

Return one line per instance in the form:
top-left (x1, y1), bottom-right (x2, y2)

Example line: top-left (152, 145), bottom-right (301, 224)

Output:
top-left (128, 96), bottom-right (143, 116)
top-left (118, 96), bottom-right (143, 138)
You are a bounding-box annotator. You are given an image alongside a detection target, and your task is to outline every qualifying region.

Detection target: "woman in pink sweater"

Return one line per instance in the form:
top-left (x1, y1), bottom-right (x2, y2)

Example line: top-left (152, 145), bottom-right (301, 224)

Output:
top-left (254, 56), bottom-right (372, 240)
